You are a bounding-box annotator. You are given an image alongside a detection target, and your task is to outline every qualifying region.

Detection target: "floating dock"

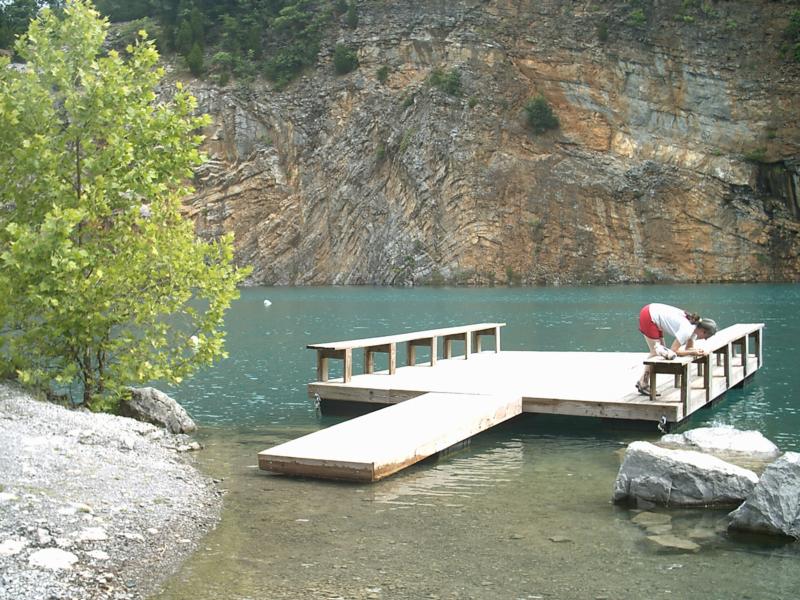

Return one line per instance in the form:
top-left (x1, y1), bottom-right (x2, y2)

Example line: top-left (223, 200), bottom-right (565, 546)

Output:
top-left (259, 322), bottom-right (764, 481)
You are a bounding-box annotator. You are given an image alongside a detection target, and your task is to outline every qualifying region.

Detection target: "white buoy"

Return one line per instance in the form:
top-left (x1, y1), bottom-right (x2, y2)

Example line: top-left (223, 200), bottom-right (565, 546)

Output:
top-left (263, 299), bottom-right (272, 307)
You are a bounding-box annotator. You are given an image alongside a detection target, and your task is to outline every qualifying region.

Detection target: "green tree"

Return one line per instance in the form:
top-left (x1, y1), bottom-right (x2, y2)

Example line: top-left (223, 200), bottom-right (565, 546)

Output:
top-left (524, 94), bottom-right (559, 134)
top-left (185, 39), bottom-right (203, 74)
top-left (332, 42), bottom-right (357, 75)
top-left (0, 0), bottom-right (53, 49)
top-left (0, 0), bottom-right (248, 409)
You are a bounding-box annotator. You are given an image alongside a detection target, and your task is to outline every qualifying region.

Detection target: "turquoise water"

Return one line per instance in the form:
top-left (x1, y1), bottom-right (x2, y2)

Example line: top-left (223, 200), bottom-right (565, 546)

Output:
top-left (156, 284), bottom-right (800, 600)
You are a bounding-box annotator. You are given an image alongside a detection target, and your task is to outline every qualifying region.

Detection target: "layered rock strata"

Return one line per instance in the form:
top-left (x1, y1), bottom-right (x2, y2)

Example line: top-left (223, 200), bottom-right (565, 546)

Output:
top-left (183, 0), bottom-right (800, 285)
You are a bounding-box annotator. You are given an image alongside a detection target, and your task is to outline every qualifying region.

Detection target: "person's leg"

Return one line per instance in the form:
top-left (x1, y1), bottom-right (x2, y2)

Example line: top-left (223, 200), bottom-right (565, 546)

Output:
top-left (638, 335), bottom-right (660, 388)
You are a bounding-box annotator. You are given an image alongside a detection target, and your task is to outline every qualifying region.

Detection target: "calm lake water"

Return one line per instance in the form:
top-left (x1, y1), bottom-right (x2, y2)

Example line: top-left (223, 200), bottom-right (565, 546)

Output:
top-left (156, 284), bottom-right (800, 600)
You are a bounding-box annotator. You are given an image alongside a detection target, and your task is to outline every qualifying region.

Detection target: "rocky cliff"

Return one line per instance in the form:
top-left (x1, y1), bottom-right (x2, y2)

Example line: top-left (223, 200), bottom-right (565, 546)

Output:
top-left (182, 0), bottom-right (800, 285)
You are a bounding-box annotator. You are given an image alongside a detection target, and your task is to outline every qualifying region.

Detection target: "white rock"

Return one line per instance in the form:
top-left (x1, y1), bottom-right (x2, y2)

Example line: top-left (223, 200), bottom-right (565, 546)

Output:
top-left (661, 426), bottom-right (779, 457)
top-left (28, 548), bottom-right (79, 570)
top-left (0, 492), bottom-right (18, 504)
top-left (0, 538), bottom-right (28, 556)
top-left (728, 451), bottom-right (800, 539)
top-left (55, 537), bottom-right (74, 549)
top-left (37, 528), bottom-right (52, 545)
top-left (613, 441), bottom-right (758, 507)
top-left (75, 527), bottom-right (108, 542)
top-left (86, 549), bottom-right (110, 560)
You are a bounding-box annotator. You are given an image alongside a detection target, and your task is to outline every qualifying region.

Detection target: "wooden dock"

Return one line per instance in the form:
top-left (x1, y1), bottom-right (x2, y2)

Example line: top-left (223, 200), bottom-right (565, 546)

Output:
top-left (258, 392), bottom-right (521, 482)
top-left (258, 322), bottom-right (764, 481)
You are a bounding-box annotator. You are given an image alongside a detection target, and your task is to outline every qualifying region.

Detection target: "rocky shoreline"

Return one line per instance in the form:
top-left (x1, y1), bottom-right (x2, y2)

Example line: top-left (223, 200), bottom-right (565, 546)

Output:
top-left (0, 383), bottom-right (222, 600)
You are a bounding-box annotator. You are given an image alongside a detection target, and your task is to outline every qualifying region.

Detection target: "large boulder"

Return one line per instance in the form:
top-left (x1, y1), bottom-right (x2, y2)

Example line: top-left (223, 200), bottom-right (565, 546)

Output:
top-left (661, 426), bottom-right (780, 458)
top-left (613, 441), bottom-right (758, 507)
top-left (119, 387), bottom-right (197, 434)
top-left (728, 452), bottom-right (800, 539)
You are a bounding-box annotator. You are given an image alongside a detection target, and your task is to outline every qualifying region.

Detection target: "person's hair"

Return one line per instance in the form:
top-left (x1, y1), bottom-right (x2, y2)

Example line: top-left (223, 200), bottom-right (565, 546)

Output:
top-left (685, 312), bottom-right (718, 335)
top-left (697, 318), bottom-right (718, 335)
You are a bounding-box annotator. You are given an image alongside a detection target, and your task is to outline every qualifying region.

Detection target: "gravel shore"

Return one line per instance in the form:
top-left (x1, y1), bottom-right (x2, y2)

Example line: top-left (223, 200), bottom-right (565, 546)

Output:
top-left (0, 383), bottom-right (222, 600)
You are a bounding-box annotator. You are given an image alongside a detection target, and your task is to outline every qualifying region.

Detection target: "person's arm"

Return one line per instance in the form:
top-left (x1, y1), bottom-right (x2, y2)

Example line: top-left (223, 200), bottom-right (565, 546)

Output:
top-left (671, 338), bottom-right (705, 357)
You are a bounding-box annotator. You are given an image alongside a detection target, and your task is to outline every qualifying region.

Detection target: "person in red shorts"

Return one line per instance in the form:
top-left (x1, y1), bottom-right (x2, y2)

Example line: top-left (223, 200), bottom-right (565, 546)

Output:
top-left (636, 303), bottom-right (718, 396)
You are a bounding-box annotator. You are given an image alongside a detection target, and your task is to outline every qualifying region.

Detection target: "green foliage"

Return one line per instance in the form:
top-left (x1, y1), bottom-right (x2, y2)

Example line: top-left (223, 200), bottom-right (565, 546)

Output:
top-left (186, 40), bottom-right (204, 75)
top-left (376, 64), bottom-right (389, 84)
top-left (94, 0), bottom-right (149, 22)
top-left (744, 147), bottom-right (767, 163)
top-left (0, 0), bottom-right (248, 409)
top-left (429, 67), bottom-right (462, 96)
top-left (628, 9), bottom-right (645, 25)
top-left (0, 0), bottom-right (58, 49)
top-left (345, 1), bottom-right (357, 28)
top-left (783, 10), bottom-right (800, 62)
top-left (468, 95), bottom-right (478, 108)
top-left (524, 95), bottom-right (559, 134)
top-left (596, 20), bottom-right (609, 42)
top-left (333, 42), bottom-right (358, 75)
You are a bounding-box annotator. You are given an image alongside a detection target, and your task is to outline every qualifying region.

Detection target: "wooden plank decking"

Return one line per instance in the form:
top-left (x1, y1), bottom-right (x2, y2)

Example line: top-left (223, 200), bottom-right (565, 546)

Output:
top-left (258, 392), bottom-right (522, 481)
top-left (259, 322), bottom-right (764, 482)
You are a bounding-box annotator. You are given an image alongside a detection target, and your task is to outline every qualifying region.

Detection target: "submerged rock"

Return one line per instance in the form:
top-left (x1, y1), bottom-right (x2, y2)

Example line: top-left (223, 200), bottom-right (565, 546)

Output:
top-left (120, 387), bottom-right (197, 434)
top-left (646, 534), bottom-right (700, 553)
top-left (613, 441), bottom-right (758, 507)
top-left (728, 452), bottom-right (800, 539)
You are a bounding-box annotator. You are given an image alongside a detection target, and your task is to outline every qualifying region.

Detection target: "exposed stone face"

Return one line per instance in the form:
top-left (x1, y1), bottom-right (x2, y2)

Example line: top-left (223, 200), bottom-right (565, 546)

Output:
top-left (183, 0), bottom-right (800, 285)
top-left (612, 441), bottom-right (759, 508)
top-left (728, 451), bottom-right (800, 539)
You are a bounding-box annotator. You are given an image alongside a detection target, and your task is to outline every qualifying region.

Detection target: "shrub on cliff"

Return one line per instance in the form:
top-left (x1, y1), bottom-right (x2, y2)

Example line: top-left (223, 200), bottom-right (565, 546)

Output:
top-left (429, 67), bottom-right (462, 96)
top-left (524, 95), bottom-right (559, 134)
top-left (0, 0), bottom-right (249, 410)
top-left (783, 9), bottom-right (800, 62)
top-left (333, 42), bottom-right (358, 75)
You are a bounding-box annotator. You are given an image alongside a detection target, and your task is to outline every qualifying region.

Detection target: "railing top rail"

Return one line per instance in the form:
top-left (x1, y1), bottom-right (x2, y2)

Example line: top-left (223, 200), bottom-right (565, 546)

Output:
top-left (307, 323), bottom-right (506, 351)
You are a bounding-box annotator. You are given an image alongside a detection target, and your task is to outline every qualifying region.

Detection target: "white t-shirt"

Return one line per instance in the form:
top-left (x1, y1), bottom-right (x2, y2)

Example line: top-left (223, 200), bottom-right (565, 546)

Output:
top-left (648, 303), bottom-right (696, 346)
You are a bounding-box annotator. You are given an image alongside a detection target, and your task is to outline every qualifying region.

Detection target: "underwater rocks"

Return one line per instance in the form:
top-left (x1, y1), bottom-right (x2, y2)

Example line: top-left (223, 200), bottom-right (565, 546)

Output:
top-left (614, 426), bottom-right (800, 541)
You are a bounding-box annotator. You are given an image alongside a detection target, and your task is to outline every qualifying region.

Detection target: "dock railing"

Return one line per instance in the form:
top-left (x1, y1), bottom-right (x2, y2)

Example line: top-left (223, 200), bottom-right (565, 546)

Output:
top-left (308, 323), bottom-right (505, 383)
top-left (643, 323), bottom-right (764, 414)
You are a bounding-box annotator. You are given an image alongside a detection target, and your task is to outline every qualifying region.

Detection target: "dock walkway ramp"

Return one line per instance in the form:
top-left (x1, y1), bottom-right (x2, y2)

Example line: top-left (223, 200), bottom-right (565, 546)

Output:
top-left (258, 392), bottom-right (522, 482)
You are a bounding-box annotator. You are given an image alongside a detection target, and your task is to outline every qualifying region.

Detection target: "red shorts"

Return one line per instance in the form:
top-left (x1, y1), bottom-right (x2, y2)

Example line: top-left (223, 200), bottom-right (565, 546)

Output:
top-left (639, 304), bottom-right (662, 339)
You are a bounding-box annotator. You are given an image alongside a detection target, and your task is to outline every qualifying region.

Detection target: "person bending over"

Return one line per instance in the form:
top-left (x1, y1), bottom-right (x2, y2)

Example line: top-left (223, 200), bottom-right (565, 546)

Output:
top-left (636, 303), bottom-right (718, 396)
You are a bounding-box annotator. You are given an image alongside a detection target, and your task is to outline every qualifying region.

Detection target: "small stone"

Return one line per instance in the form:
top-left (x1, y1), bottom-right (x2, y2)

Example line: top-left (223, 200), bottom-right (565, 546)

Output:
top-left (0, 538), bottom-right (28, 556)
top-left (645, 524), bottom-right (673, 535)
top-left (0, 492), bottom-right (18, 504)
top-left (76, 527), bottom-right (108, 542)
top-left (646, 534), bottom-right (700, 553)
top-left (548, 535), bottom-right (572, 543)
top-left (28, 548), bottom-right (79, 570)
top-left (37, 528), bottom-right (52, 545)
top-left (509, 533), bottom-right (524, 540)
top-left (86, 549), bottom-right (110, 560)
top-left (632, 512), bottom-right (672, 528)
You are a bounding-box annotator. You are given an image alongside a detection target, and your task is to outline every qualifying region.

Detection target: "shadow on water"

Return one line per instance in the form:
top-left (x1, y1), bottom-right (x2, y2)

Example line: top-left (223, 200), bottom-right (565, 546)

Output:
top-left (154, 284), bottom-right (800, 600)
